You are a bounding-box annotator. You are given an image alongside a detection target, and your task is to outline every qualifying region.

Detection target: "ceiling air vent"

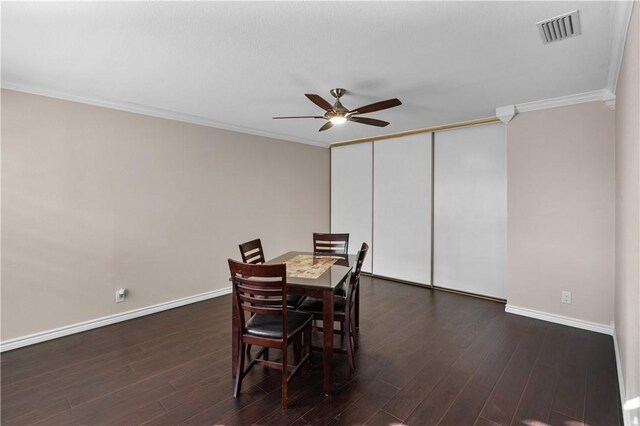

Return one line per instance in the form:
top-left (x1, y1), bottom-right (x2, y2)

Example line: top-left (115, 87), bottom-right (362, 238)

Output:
top-left (536, 10), bottom-right (581, 44)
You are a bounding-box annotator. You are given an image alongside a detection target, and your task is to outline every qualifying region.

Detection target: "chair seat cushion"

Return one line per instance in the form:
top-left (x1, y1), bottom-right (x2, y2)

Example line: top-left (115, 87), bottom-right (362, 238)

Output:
top-left (245, 311), bottom-right (313, 339)
top-left (296, 296), bottom-right (346, 316)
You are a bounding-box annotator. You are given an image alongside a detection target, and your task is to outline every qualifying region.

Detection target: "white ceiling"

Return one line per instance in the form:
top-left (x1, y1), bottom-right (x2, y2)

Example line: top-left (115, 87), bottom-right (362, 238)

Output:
top-left (1, 1), bottom-right (620, 146)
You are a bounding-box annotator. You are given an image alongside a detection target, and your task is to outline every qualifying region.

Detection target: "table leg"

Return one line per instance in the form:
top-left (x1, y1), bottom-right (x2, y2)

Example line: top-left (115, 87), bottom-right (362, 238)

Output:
top-left (322, 290), bottom-right (334, 396)
top-left (232, 291), bottom-right (239, 378)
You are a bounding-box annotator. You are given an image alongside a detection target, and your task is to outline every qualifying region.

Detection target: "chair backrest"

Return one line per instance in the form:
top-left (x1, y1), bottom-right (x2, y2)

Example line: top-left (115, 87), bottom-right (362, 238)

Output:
top-left (228, 259), bottom-right (288, 338)
top-left (345, 242), bottom-right (369, 319)
top-left (313, 233), bottom-right (349, 255)
top-left (239, 239), bottom-right (266, 264)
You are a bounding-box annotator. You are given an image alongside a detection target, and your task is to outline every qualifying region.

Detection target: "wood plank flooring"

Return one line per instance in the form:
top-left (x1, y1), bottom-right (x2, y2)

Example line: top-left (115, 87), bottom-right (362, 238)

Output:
top-left (1, 276), bottom-right (622, 425)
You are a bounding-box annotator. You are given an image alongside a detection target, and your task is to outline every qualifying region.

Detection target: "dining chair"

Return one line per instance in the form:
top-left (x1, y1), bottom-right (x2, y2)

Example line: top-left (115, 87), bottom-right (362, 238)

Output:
top-left (313, 233), bottom-right (349, 255)
top-left (238, 238), bottom-right (266, 264)
top-left (296, 242), bottom-right (368, 370)
top-left (239, 238), bottom-right (303, 309)
top-left (312, 233), bottom-right (350, 296)
top-left (228, 259), bottom-right (313, 409)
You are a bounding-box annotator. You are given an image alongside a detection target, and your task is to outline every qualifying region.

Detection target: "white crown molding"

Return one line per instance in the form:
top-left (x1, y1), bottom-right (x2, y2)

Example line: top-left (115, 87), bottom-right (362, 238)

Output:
top-left (0, 286), bottom-right (231, 352)
top-left (509, 88), bottom-right (616, 114)
top-left (602, 89), bottom-right (617, 110)
top-left (0, 82), bottom-right (330, 149)
top-left (496, 105), bottom-right (517, 124)
top-left (505, 304), bottom-right (613, 335)
top-left (606, 1), bottom-right (635, 95)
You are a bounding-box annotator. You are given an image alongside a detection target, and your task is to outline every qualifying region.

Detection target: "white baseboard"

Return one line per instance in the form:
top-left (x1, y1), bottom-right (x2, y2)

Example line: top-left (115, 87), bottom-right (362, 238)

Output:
top-left (0, 287), bottom-right (232, 352)
top-left (504, 304), bottom-right (613, 335)
top-left (612, 325), bottom-right (632, 426)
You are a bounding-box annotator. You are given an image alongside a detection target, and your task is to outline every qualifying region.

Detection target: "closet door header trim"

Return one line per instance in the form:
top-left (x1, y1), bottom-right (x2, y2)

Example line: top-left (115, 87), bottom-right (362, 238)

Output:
top-left (330, 117), bottom-right (500, 148)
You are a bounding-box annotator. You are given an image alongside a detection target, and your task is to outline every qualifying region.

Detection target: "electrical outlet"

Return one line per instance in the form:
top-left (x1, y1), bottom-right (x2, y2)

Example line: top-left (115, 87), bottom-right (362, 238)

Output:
top-left (561, 290), bottom-right (572, 304)
top-left (116, 288), bottom-right (126, 303)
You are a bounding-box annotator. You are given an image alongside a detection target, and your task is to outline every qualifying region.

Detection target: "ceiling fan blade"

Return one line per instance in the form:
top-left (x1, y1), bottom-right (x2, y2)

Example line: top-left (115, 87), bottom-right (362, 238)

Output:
top-left (305, 94), bottom-right (334, 112)
top-left (318, 121), bottom-right (334, 132)
top-left (273, 116), bottom-right (324, 119)
top-left (350, 98), bottom-right (402, 115)
top-left (349, 116), bottom-right (390, 127)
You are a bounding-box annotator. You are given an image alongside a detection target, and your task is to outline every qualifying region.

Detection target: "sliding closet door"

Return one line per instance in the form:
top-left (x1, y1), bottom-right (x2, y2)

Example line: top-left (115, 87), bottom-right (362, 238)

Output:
top-left (373, 134), bottom-right (431, 284)
top-left (331, 142), bottom-right (373, 272)
top-left (434, 123), bottom-right (506, 299)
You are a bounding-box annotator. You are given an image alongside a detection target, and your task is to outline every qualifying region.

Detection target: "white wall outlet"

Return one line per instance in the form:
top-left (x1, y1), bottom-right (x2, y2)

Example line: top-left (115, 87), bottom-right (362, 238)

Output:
top-left (561, 290), bottom-right (572, 304)
top-left (116, 288), bottom-right (126, 303)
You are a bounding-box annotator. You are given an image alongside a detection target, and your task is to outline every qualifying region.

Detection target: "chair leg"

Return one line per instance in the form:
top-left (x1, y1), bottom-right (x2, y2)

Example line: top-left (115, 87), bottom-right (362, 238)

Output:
top-left (294, 336), bottom-right (302, 365)
top-left (346, 324), bottom-right (356, 370)
top-left (304, 324), bottom-right (312, 358)
top-left (354, 324), bottom-right (359, 351)
top-left (355, 284), bottom-right (360, 331)
top-left (233, 343), bottom-right (246, 397)
top-left (281, 341), bottom-right (288, 409)
top-left (264, 348), bottom-right (269, 361)
top-left (339, 320), bottom-right (344, 348)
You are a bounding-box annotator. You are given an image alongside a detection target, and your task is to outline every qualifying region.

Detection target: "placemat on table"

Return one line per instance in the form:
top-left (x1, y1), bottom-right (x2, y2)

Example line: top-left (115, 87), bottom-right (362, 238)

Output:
top-left (284, 254), bottom-right (339, 279)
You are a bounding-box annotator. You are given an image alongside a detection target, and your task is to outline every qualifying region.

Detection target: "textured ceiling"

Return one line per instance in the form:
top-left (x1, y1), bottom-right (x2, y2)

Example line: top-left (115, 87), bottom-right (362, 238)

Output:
top-left (1, 2), bottom-right (618, 146)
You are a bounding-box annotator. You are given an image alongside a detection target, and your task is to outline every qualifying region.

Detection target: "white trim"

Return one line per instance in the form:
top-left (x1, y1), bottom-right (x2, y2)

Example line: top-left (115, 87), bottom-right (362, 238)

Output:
top-left (4, 82), bottom-right (620, 144)
top-left (0, 83), bottom-right (330, 149)
top-left (505, 304), bottom-right (613, 335)
top-left (607, 1), bottom-right (635, 95)
top-left (613, 325), bottom-right (633, 426)
top-left (603, 89), bottom-right (617, 111)
top-left (514, 89), bottom-right (616, 113)
top-left (496, 105), bottom-right (517, 124)
top-left (0, 287), bottom-right (232, 352)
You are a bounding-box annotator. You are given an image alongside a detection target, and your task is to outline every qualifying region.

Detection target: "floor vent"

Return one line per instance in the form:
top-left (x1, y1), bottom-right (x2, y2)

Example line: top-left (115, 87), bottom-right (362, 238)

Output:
top-left (537, 10), bottom-right (581, 44)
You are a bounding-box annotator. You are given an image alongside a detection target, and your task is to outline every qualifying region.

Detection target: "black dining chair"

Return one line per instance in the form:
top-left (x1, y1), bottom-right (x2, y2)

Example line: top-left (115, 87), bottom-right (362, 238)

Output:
top-left (313, 233), bottom-right (349, 255)
top-left (228, 259), bottom-right (313, 409)
top-left (296, 242), bottom-right (368, 369)
top-left (239, 238), bottom-right (304, 309)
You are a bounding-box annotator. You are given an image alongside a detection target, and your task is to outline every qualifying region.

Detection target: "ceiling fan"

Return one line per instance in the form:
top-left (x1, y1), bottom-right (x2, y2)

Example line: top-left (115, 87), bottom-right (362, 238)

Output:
top-left (273, 88), bottom-right (402, 132)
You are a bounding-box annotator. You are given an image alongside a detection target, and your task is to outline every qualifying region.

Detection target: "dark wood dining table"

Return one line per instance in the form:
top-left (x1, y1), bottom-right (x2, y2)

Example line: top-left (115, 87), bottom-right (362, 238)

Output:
top-left (231, 251), bottom-right (356, 396)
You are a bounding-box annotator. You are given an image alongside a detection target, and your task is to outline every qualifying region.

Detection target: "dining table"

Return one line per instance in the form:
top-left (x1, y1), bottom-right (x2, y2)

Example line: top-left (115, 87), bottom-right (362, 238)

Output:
top-left (231, 251), bottom-right (357, 396)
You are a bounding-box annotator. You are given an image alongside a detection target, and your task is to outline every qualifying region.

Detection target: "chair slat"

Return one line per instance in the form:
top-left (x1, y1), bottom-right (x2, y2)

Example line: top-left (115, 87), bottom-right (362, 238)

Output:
top-left (243, 306), bottom-right (284, 315)
top-left (235, 278), bottom-right (284, 287)
top-left (244, 254), bottom-right (263, 264)
top-left (238, 294), bottom-right (284, 305)
top-left (236, 288), bottom-right (283, 298)
top-left (234, 276), bottom-right (284, 288)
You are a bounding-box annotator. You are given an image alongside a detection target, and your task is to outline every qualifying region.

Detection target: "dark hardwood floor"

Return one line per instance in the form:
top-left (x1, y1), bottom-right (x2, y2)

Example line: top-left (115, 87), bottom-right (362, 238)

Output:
top-left (1, 276), bottom-right (621, 425)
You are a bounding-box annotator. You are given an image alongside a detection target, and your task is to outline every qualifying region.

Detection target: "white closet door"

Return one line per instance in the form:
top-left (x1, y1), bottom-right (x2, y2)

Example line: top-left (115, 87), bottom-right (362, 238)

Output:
top-left (434, 123), bottom-right (506, 299)
top-left (331, 142), bottom-right (373, 272)
top-left (373, 134), bottom-right (431, 284)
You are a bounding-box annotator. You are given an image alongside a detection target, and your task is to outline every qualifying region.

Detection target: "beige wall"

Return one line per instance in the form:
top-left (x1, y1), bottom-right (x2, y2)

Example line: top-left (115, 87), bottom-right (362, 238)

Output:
top-left (507, 101), bottom-right (615, 326)
top-left (1, 89), bottom-right (330, 341)
top-left (614, 3), bottom-right (640, 424)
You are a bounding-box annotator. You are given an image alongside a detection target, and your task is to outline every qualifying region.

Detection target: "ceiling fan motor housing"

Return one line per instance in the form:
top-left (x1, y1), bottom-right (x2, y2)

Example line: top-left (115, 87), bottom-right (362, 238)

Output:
top-left (328, 89), bottom-right (349, 118)
top-left (330, 88), bottom-right (346, 99)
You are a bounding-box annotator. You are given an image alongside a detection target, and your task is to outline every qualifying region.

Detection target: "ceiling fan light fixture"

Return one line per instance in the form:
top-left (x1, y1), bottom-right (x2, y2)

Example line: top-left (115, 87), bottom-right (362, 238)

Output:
top-left (330, 115), bottom-right (347, 124)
